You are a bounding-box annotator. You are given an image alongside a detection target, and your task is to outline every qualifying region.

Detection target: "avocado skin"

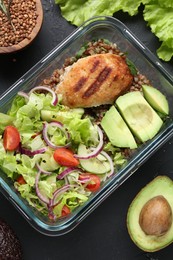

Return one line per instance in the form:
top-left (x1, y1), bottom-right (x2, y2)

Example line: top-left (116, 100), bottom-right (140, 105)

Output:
top-left (0, 218), bottom-right (23, 260)
top-left (127, 176), bottom-right (173, 252)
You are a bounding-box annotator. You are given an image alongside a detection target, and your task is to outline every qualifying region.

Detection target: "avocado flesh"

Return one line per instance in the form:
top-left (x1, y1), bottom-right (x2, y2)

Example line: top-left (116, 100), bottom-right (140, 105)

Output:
top-left (127, 176), bottom-right (173, 252)
top-left (101, 105), bottom-right (137, 149)
top-left (142, 84), bottom-right (169, 115)
top-left (116, 91), bottom-right (163, 143)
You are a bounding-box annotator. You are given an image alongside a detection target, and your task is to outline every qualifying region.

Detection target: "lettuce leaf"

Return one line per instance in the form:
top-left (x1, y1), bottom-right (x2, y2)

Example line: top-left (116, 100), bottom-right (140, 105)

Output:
top-left (55, 0), bottom-right (173, 61)
top-left (55, 0), bottom-right (144, 26)
top-left (156, 43), bottom-right (173, 62)
top-left (53, 191), bottom-right (88, 217)
top-left (38, 174), bottom-right (57, 199)
top-left (8, 95), bottom-right (26, 117)
top-left (157, 0), bottom-right (173, 8)
top-left (143, 3), bottom-right (173, 61)
top-left (0, 113), bottom-right (14, 134)
top-left (68, 117), bottom-right (98, 145)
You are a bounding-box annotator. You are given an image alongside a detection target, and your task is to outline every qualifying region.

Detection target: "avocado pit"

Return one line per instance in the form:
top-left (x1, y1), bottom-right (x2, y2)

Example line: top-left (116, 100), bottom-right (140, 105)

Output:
top-left (139, 195), bottom-right (172, 236)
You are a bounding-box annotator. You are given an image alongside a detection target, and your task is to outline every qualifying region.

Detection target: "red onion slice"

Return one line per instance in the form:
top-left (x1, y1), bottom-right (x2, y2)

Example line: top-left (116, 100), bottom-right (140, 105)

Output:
top-left (42, 122), bottom-right (71, 149)
top-left (100, 150), bottom-right (114, 177)
top-left (57, 167), bottom-right (82, 180)
top-left (48, 206), bottom-right (56, 221)
top-left (50, 184), bottom-right (71, 207)
top-left (78, 176), bottom-right (91, 184)
top-left (18, 91), bottom-right (29, 100)
top-left (20, 146), bottom-right (47, 156)
top-left (74, 126), bottom-right (103, 159)
top-left (29, 86), bottom-right (58, 106)
top-left (35, 171), bottom-right (50, 205)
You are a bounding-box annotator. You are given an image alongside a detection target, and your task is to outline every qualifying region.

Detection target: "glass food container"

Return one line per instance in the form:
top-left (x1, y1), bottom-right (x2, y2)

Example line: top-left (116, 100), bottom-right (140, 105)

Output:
top-left (0, 16), bottom-right (173, 236)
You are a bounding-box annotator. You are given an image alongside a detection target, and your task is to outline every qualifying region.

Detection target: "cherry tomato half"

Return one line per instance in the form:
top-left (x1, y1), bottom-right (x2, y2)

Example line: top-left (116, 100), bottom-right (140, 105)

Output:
top-left (79, 173), bottom-right (101, 192)
top-left (3, 125), bottom-right (20, 151)
top-left (61, 205), bottom-right (71, 217)
top-left (53, 148), bottom-right (79, 167)
top-left (16, 175), bottom-right (26, 185)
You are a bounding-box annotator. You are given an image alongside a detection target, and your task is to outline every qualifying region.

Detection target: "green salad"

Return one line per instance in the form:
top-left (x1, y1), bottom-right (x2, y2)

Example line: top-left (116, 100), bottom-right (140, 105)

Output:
top-left (0, 87), bottom-right (126, 220)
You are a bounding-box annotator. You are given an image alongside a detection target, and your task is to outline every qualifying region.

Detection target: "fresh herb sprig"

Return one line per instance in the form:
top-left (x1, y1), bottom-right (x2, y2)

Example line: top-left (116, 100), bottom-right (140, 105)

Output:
top-left (0, 0), bottom-right (14, 29)
top-left (0, 0), bottom-right (7, 15)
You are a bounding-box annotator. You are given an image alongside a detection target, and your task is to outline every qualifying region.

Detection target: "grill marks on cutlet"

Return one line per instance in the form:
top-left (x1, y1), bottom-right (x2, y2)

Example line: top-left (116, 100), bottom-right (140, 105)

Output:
top-left (83, 67), bottom-right (112, 98)
top-left (90, 59), bottom-right (100, 73)
top-left (74, 77), bottom-right (87, 91)
top-left (74, 58), bottom-right (112, 99)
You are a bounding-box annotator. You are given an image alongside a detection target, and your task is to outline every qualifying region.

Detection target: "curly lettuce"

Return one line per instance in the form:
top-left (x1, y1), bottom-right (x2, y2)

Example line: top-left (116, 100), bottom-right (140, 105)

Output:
top-left (55, 0), bottom-right (145, 26)
top-left (143, 3), bottom-right (173, 61)
top-left (55, 0), bottom-right (173, 61)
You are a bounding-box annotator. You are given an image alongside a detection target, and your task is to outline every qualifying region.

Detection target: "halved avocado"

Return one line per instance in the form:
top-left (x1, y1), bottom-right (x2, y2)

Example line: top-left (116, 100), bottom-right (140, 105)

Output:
top-left (127, 176), bottom-right (173, 252)
top-left (116, 91), bottom-right (163, 143)
top-left (142, 85), bottom-right (169, 115)
top-left (101, 105), bottom-right (137, 149)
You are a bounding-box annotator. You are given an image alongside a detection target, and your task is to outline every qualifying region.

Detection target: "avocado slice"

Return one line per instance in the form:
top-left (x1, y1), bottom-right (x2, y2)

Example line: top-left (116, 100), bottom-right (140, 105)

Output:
top-left (101, 105), bottom-right (137, 149)
top-left (116, 91), bottom-right (163, 143)
top-left (142, 84), bottom-right (169, 115)
top-left (127, 176), bottom-right (173, 252)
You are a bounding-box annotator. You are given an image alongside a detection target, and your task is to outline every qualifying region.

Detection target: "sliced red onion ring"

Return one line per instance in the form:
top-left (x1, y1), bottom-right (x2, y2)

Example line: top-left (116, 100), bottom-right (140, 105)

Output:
top-left (36, 163), bottom-right (52, 175)
top-left (42, 122), bottom-right (71, 149)
top-left (100, 150), bottom-right (114, 177)
top-left (50, 184), bottom-right (71, 207)
top-left (78, 176), bottom-right (91, 184)
top-left (29, 86), bottom-right (58, 106)
top-left (57, 167), bottom-right (82, 180)
top-left (74, 126), bottom-right (103, 159)
top-left (20, 146), bottom-right (47, 156)
top-left (48, 206), bottom-right (56, 221)
top-left (18, 91), bottom-right (29, 100)
top-left (35, 171), bottom-right (50, 205)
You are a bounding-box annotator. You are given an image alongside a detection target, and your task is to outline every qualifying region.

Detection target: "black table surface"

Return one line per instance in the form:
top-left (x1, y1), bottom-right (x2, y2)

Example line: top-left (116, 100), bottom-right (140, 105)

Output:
top-left (1, 2), bottom-right (173, 260)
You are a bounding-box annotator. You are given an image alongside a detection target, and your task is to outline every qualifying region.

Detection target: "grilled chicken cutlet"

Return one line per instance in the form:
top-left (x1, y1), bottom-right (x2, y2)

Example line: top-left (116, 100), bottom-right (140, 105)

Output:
top-left (56, 53), bottom-right (133, 108)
